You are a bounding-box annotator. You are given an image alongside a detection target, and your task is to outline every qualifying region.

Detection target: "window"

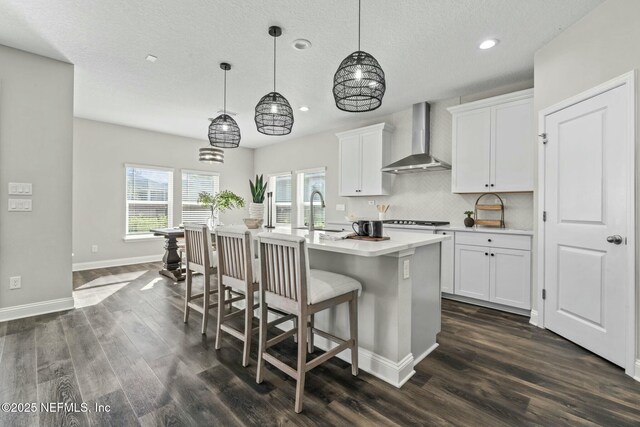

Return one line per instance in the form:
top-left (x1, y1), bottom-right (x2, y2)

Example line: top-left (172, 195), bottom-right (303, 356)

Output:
top-left (268, 173), bottom-right (292, 226)
top-left (126, 165), bottom-right (173, 235)
top-left (182, 170), bottom-right (219, 224)
top-left (297, 168), bottom-right (326, 228)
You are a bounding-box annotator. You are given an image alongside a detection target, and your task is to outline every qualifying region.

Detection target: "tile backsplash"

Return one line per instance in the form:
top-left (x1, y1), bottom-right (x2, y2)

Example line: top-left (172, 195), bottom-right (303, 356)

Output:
top-left (346, 171), bottom-right (534, 230)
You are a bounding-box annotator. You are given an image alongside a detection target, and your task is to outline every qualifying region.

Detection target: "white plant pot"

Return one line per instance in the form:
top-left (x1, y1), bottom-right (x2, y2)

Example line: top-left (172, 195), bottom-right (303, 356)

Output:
top-left (249, 202), bottom-right (264, 220)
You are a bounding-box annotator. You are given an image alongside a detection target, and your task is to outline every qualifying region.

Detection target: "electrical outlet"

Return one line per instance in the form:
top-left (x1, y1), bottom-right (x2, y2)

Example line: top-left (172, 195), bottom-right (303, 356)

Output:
top-left (368, 200), bottom-right (376, 206)
top-left (9, 276), bottom-right (21, 290)
top-left (335, 204), bottom-right (346, 211)
top-left (91, 245), bottom-right (99, 253)
top-left (403, 260), bottom-right (410, 279)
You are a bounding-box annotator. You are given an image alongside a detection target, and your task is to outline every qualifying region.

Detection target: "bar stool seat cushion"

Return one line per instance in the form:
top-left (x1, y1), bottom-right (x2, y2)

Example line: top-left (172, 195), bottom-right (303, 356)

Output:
top-left (308, 269), bottom-right (361, 304)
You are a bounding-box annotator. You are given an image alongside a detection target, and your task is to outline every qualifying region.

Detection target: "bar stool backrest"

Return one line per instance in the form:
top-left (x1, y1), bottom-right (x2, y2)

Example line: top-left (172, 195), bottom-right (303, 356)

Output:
top-left (257, 232), bottom-right (309, 313)
top-left (184, 223), bottom-right (212, 275)
top-left (215, 226), bottom-right (253, 290)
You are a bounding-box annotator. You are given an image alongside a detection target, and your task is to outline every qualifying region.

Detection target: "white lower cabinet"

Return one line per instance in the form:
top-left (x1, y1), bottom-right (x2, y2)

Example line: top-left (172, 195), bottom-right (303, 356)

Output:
top-left (455, 244), bottom-right (491, 300)
top-left (490, 247), bottom-right (531, 309)
top-left (453, 232), bottom-right (531, 310)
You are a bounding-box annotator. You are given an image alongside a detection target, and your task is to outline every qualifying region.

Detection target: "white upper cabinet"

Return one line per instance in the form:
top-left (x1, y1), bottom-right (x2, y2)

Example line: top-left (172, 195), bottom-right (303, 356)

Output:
top-left (337, 123), bottom-right (394, 196)
top-left (449, 89), bottom-right (534, 193)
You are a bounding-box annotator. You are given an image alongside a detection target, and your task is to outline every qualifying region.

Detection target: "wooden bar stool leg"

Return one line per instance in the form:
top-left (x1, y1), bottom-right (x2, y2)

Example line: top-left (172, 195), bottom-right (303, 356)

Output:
top-left (242, 287), bottom-right (254, 367)
top-left (184, 268), bottom-right (192, 323)
top-left (293, 317), bottom-right (298, 343)
top-left (215, 283), bottom-right (225, 350)
top-left (308, 314), bottom-right (315, 354)
top-left (295, 311), bottom-right (308, 414)
top-left (202, 274), bottom-right (210, 335)
top-left (349, 291), bottom-right (359, 376)
top-left (256, 299), bottom-right (268, 384)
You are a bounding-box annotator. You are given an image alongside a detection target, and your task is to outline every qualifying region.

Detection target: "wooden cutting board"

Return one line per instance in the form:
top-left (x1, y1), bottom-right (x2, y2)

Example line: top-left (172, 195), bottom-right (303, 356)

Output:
top-left (346, 234), bottom-right (390, 242)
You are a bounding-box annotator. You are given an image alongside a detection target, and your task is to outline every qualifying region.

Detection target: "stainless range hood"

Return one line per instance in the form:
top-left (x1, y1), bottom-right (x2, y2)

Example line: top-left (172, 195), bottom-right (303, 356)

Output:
top-left (381, 102), bottom-right (451, 174)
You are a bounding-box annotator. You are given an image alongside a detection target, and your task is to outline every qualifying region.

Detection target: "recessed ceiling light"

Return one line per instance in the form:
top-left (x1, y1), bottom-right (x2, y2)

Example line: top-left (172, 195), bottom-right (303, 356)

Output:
top-left (146, 54), bottom-right (158, 62)
top-left (299, 106), bottom-right (309, 112)
top-left (479, 39), bottom-right (499, 50)
top-left (292, 39), bottom-right (312, 50)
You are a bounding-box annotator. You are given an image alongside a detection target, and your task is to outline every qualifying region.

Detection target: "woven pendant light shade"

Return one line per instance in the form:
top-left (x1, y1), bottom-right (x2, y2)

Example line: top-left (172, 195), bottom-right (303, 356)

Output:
top-left (199, 146), bottom-right (224, 164)
top-left (208, 114), bottom-right (241, 148)
top-left (255, 26), bottom-right (294, 136)
top-left (333, 50), bottom-right (385, 112)
top-left (255, 92), bottom-right (294, 135)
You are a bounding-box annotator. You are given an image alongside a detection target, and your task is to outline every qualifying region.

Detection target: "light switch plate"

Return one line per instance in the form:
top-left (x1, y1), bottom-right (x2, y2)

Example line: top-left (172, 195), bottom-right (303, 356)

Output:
top-left (9, 276), bottom-right (21, 290)
top-left (368, 200), bottom-right (375, 206)
top-left (8, 182), bottom-right (32, 195)
top-left (8, 199), bottom-right (32, 211)
top-left (335, 204), bottom-right (346, 211)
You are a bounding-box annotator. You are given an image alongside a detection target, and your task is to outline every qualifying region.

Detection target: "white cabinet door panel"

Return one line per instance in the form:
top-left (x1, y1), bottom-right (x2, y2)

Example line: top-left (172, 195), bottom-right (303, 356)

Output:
top-left (339, 135), bottom-right (361, 196)
top-left (452, 108), bottom-right (492, 193)
top-left (491, 99), bottom-right (534, 191)
top-left (360, 131), bottom-right (383, 195)
top-left (489, 248), bottom-right (531, 309)
top-left (455, 244), bottom-right (490, 300)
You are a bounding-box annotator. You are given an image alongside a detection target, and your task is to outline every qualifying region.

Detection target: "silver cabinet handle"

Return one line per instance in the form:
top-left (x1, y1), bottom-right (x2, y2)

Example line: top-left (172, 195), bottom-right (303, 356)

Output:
top-left (606, 235), bottom-right (623, 245)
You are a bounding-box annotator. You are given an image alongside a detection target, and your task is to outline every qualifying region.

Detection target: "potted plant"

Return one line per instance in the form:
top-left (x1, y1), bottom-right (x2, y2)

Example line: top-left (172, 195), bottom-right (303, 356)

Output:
top-left (198, 190), bottom-right (245, 228)
top-left (464, 210), bottom-right (475, 228)
top-left (249, 174), bottom-right (267, 220)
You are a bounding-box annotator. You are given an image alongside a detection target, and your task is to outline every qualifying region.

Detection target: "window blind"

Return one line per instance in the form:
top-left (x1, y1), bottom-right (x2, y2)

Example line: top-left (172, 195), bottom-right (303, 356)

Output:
top-left (126, 166), bottom-right (173, 234)
top-left (182, 171), bottom-right (219, 224)
top-left (273, 174), bottom-right (292, 225)
top-left (297, 169), bottom-right (326, 228)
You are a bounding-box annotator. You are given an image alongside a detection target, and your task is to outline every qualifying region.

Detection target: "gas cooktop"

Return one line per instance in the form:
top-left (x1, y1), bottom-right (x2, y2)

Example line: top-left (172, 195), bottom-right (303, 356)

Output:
top-left (383, 219), bottom-right (450, 227)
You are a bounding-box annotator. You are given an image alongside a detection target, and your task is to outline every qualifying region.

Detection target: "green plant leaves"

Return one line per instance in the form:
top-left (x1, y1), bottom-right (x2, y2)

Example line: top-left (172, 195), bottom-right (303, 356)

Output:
top-left (249, 174), bottom-right (268, 203)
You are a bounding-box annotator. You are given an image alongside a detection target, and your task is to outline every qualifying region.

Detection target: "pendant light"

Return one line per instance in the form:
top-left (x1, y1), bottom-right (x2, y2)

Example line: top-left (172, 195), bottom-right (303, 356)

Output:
top-left (209, 62), bottom-right (241, 148)
top-left (199, 146), bottom-right (224, 163)
top-left (333, 0), bottom-right (386, 112)
top-left (255, 26), bottom-right (294, 135)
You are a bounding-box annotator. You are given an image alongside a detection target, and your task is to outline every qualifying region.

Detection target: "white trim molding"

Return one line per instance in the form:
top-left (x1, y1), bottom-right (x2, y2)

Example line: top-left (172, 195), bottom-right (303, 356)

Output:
top-left (634, 359), bottom-right (640, 382)
top-left (312, 334), bottom-right (416, 388)
top-left (529, 309), bottom-right (539, 327)
top-left (72, 254), bottom-right (163, 272)
top-left (537, 70), bottom-right (637, 377)
top-left (413, 343), bottom-right (439, 367)
top-left (0, 297), bottom-right (74, 322)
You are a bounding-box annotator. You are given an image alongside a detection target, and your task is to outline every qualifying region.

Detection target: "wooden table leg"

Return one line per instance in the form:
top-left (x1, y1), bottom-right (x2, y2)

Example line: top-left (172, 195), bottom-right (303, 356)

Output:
top-left (159, 235), bottom-right (184, 281)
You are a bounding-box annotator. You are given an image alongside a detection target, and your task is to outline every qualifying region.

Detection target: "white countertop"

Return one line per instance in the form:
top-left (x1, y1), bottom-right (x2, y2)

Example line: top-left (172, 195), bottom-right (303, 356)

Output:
top-left (249, 226), bottom-right (450, 257)
top-left (326, 221), bottom-right (533, 236)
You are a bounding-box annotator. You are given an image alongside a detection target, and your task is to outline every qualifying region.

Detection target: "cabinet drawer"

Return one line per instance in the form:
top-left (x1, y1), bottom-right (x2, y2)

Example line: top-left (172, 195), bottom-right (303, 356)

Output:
top-left (455, 232), bottom-right (531, 250)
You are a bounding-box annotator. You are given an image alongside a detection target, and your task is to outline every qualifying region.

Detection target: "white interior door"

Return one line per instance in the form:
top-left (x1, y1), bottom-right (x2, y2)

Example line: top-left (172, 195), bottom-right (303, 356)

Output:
top-left (543, 84), bottom-right (630, 367)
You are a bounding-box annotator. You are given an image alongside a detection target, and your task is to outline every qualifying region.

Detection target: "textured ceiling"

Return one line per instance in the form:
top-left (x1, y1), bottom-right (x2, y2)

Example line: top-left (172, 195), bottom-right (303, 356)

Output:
top-left (0, 0), bottom-right (601, 148)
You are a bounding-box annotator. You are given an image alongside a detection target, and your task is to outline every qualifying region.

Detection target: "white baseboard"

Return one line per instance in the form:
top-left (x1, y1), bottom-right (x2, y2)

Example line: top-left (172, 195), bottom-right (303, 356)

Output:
top-left (311, 334), bottom-right (416, 388)
top-left (442, 293), bottom-right (530, 317)
top-left (413, 343), bottom-right (439, 367)
top-left (72, 254), bottom-right (163, 272)
top-left (529, 309), bottom-right (539, 327)
top-left (634, 359), bottom-right (640, 382)
top-left (0, 297), bottom-right (74, 322)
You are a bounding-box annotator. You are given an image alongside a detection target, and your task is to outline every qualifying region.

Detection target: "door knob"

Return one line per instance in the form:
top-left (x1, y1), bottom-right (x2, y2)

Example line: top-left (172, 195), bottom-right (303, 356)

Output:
top-left (606, 235), bottom-right (623, 245)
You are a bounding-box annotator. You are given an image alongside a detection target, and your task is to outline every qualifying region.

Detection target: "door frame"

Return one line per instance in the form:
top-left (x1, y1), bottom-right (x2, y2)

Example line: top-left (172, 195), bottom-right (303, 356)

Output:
top-left (537, 70), bottom-right (637, 377)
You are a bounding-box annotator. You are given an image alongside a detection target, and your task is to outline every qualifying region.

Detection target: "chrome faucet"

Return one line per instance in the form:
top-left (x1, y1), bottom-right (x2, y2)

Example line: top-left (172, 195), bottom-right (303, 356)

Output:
top-left (308, 190), bottom-right (326, 232)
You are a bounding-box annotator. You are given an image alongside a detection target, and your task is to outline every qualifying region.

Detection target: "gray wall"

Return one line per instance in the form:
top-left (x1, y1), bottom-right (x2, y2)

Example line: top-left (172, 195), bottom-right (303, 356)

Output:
top-left (72, 118), bottom-right (254, 266)
top-left (254, 81), bottom-right (535, 230)
top-left (0, 45), bottom-right (74, 309)
top-left (534, 0), bottom-right (640, 360)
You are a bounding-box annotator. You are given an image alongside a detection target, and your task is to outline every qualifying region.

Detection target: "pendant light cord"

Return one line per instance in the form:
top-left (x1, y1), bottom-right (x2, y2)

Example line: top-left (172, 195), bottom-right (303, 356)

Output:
top-left (223, 68), bottom-right (227, 115)
top-left (358, 0), bottom-right (361, 51)
top-left (273, 35), bottom-right (277, 93)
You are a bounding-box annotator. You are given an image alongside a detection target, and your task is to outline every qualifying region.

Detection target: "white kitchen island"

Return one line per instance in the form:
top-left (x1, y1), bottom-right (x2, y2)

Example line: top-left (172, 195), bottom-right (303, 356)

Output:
top-left (256, 227), bottom-right (450, 387)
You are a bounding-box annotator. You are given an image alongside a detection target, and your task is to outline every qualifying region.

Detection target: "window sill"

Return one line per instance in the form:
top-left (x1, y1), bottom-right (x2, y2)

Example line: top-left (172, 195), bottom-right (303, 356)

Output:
top-left (123, 234), bottom-right (164, 242)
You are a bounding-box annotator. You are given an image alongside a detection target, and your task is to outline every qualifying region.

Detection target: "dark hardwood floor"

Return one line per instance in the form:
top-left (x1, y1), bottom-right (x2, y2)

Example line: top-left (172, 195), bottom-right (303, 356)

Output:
top-left (1, 262), bottom-right (639, 426)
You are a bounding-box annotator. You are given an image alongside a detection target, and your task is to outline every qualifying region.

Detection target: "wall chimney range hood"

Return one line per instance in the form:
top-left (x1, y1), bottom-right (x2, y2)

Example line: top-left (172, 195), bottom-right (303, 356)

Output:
top-left (381, 102), bottom-right (451, 174)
